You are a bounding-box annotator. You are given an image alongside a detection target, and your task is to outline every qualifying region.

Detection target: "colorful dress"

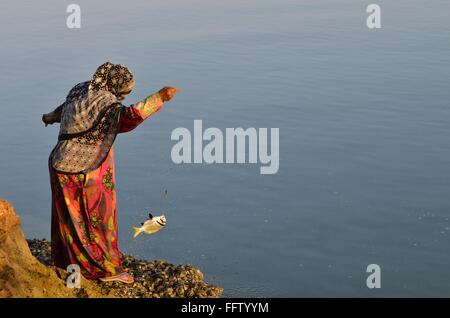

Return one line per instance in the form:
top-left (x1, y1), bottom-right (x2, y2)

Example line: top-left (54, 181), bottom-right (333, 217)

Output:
top-left (50, 93), bottom-right (163, 279)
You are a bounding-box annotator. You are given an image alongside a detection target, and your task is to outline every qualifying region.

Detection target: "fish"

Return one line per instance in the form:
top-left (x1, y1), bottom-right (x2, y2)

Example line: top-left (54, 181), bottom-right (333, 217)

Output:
top-left (133, 213), bottom-right (166, 238)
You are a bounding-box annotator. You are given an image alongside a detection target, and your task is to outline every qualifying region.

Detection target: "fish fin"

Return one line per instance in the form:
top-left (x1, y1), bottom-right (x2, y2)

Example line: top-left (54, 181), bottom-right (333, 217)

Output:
top-left (133, 227), bottom-right (141, 238)
top-left (148, 213), bottom-right (153, 219)
top-left (140, 222), bottom-right (144, 226)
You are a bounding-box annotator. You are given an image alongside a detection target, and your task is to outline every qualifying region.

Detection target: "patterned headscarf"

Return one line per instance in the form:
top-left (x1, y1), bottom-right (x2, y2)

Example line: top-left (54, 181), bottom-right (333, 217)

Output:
top-left (89, 62), bottom-right (135, 100)
top-left (50, 62), bottom-right (134, 174)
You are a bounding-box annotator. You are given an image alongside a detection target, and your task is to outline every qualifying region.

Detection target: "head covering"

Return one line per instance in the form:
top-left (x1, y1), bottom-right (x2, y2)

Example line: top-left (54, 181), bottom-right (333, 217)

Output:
top-left (50, 62), bottom-right (134, 174)
top-left (88, 62), bottom-right (135, 99)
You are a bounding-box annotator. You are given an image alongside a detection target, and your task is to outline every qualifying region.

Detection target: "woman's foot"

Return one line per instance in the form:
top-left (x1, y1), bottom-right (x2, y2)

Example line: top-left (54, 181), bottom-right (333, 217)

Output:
top-left (99, 272), bottom-right (134, 284)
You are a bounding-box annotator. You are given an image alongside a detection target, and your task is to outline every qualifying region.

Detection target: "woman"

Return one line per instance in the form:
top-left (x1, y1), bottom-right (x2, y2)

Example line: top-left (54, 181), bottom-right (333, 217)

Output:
top-left (42, 62), bottom-right (179, 283)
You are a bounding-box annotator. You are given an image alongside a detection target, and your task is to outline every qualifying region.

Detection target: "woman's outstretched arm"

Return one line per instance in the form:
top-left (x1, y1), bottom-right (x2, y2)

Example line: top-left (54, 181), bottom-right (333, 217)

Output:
top-left (118, 87), bottom-right (180, 133)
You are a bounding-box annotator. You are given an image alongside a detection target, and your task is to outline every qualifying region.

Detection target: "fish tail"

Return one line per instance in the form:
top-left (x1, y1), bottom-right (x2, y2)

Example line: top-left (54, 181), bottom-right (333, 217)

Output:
top-left (133, 227), bottom-right (142, 238)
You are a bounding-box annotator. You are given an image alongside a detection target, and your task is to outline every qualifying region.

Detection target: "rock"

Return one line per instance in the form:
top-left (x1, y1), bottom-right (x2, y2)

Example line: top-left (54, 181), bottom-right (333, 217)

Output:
top-left (0, 199), bottom-right (223, 298)
top-left (0, 199), bottom-right (112, 298)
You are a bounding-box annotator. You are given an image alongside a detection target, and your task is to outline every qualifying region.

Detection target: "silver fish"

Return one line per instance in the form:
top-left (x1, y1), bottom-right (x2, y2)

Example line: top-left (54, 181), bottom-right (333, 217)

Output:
top-left (133, 213), bottom-right (166, 238)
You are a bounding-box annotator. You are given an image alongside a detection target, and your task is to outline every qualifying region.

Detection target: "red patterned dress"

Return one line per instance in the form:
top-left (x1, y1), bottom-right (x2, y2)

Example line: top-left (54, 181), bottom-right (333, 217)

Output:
top-left (50, 93), bottom-right (163, 279)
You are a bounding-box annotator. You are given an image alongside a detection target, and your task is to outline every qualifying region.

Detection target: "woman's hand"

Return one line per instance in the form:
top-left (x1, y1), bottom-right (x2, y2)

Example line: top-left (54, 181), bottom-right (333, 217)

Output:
top-left (42, 104), bottom-right (63, 127)
top-left (42, 112), bottom-right (58, 127)
top-left (42, 113), bottom-right (52, 127)
top-left (158, 86), bottom-right (181, 102)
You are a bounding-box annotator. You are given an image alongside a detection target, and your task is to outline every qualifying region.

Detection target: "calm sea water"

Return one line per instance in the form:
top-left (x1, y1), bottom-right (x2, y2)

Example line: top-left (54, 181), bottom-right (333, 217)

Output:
top-left (1, 0), bottom-right (450, 297)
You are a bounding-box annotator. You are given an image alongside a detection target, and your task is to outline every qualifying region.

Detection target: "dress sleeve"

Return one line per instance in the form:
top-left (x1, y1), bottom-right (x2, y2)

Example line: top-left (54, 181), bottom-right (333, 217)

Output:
top-left (118, 92), bottom-right (164, 133)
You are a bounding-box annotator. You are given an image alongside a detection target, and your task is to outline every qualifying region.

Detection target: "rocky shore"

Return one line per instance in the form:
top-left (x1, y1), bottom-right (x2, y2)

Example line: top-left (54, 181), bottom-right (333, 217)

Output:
top-left (27, 238), bottom-right (223, 298)
top-left (0, 199), bottom-right (223, 298)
